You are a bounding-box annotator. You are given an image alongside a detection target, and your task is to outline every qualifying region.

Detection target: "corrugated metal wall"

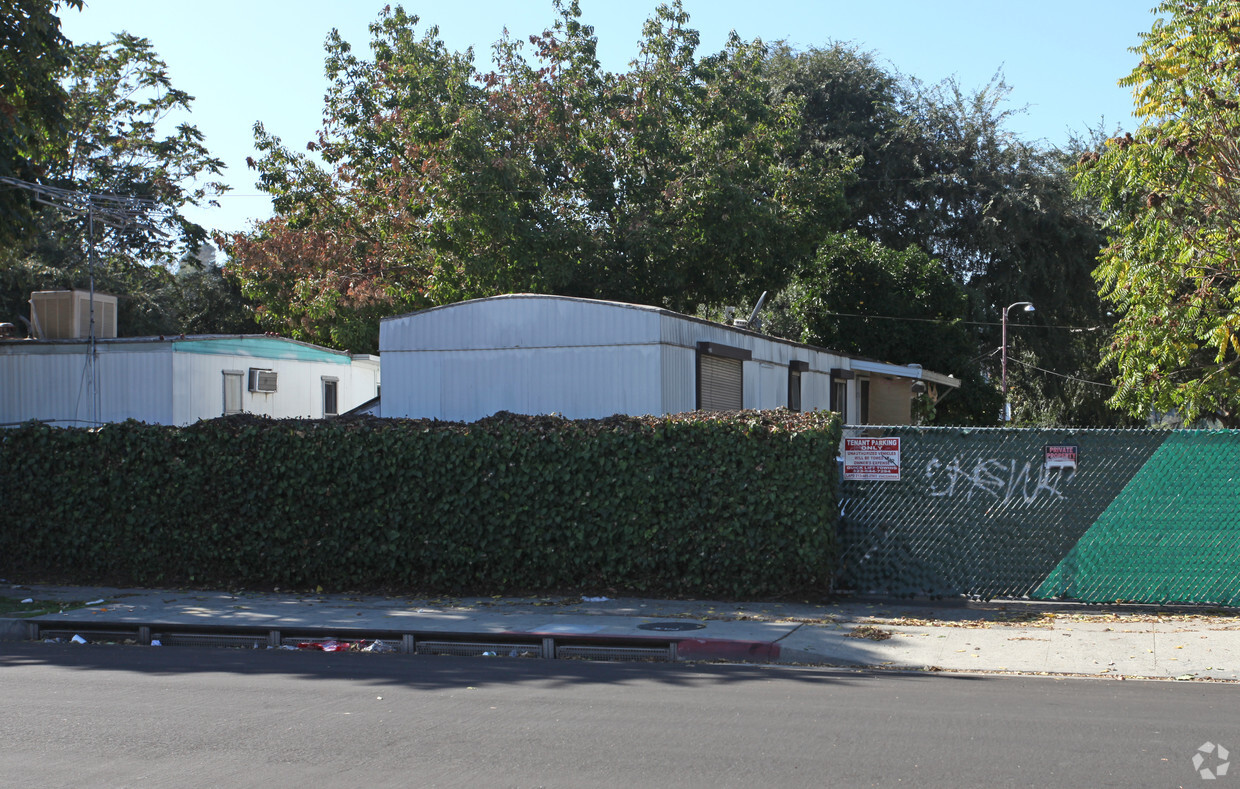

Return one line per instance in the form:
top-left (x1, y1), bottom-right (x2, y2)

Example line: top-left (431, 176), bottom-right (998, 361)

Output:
top-left (380, 296), bottom-right (858, 421)
top-left (172, 346), bottom-right (376, 423)
top-left (1, 339), bottom-right (379, 427)
top-left (0, 344), bottom-right (173, 426)
top-left (384, 346), bottom-right (663, 421)
top-left (659, 344), bottom-right (696, 414)
top-left (382, 296), bottom-right (662, 351)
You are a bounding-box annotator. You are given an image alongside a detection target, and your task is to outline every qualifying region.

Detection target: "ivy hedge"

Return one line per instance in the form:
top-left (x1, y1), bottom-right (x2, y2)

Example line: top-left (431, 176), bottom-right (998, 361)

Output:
top-left (0, 410), bottom-right (841, 598)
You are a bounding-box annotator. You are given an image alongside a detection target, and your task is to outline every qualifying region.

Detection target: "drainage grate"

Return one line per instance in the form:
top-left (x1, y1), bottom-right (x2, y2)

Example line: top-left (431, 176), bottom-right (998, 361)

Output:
top-left (158, 633), bottom-right (269, 649)
top-left (415, 640), bottom-right (542, 658)
top-left (556, 644), bottom-right (673, 662)
top-left (38, 629), bottom-right (139, 644)
top-left (282, 637), bottom-right (337, 648)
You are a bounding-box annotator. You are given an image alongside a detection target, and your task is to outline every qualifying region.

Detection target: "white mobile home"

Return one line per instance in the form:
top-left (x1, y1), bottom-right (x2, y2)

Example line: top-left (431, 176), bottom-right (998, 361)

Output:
top-left (378, 294), bottom-right (957, 424)
top-left (0, 335), bottom-right (380, 427)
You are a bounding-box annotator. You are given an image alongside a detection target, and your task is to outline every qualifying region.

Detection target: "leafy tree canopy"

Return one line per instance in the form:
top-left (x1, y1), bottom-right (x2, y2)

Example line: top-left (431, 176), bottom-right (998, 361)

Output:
top-left (767, 44), bottom-right (1119, 424)
top-left (223, 1), bottom-right (850, 354)
top-left (1076, 0), bottom-right (1240, 426)
top-left (1, 27), bottom-right (237, 336)
top-left (0, 0), bottom-right (81, 243)
top-left (765, 231), bottom-right (1000, 424)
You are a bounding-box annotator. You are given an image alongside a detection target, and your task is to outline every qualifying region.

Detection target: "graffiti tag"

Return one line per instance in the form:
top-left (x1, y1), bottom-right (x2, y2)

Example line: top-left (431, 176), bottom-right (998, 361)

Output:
top-left (925, 455), bottom-right (1075, 505)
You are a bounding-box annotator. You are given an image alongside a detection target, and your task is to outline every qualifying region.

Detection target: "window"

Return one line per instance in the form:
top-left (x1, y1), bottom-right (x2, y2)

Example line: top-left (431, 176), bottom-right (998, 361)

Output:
top-left (831, 380), bottom-right (847, 422)
top-left (788, 361), bottom-right (808, 412)
top-left (223, 371), bottom-right (243, 415)
top-left (829, 368), bottom-right (853, 422)
top-left (323, 378), bottom-right (339, 417)
top-left (696, 341), bottom-right (751, 411)
top-left (859, 378), bottom-right (870, 424)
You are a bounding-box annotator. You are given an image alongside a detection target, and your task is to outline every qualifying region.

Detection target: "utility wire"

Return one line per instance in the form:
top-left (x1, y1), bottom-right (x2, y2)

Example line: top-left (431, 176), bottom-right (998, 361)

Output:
top-left (816, 309), bottom-right (1107, 332)
top-left (1006, 355), bottom-right (1117, 389)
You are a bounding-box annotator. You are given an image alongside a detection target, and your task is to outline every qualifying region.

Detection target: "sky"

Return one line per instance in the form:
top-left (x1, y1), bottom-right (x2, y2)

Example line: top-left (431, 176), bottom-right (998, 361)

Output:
top-left (59, 0), bottom-right (1160, 240)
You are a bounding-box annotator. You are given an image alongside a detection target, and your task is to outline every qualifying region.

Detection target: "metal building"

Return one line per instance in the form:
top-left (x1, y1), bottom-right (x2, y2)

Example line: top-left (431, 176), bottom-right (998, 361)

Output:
top-left (378, 294), bottom-right (958, 423)
top-left (0, 335), bottom-right (380, 427)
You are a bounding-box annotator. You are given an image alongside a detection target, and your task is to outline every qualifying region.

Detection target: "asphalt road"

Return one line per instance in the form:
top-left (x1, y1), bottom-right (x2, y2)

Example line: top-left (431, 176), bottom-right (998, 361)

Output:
top-left (2, 642), bottom-right (1235, 788)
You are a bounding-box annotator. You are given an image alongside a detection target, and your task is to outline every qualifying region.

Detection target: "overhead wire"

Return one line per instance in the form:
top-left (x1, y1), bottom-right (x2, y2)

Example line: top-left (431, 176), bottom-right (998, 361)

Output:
top-left (1005, 355), bottom-right (1117, 389)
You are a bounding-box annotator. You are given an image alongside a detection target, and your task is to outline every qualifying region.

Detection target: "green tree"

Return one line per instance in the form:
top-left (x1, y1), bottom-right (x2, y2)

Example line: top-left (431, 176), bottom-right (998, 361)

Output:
top-left (769, 231), bottom-right (999, 424)
top-left (1075, 0), bottom-right (1240, 426)
top-left (1, 31), bottom-right (236, 336)
top-left (224, 1), bottom-right (847, 352)
top-left (767, 45), bottom-right (1119, 424)
top-left (0, 0), bottom-right (80, 243)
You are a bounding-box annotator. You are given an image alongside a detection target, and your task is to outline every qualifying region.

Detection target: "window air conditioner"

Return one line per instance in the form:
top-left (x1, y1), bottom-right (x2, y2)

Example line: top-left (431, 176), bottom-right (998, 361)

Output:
top-left (248, 368), bottom-right (278, 393)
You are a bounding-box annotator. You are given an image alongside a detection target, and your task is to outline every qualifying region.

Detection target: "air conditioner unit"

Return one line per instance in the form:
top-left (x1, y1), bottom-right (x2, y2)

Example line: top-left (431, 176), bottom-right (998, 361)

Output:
top-left (248, 368), bottom-right (277, 393)
top-left (29, 290), bottom-right (118, 339)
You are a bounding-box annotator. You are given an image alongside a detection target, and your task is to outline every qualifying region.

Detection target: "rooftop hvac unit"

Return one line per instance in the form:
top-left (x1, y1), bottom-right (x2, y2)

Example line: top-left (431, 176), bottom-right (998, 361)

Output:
top-left (248, 368), bottom-right (277, 393)
top-left (29, 290), bottom-right (118, 339)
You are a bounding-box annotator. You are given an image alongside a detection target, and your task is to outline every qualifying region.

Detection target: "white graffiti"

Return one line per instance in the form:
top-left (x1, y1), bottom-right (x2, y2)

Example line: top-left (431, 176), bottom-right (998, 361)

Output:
top-left (925, 455), bottom-right (1075, 505)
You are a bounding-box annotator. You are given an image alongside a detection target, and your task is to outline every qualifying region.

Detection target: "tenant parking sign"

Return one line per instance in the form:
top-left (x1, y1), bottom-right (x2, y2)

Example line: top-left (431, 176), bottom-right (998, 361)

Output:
top-left (843, 437), bottom-right (901, 481)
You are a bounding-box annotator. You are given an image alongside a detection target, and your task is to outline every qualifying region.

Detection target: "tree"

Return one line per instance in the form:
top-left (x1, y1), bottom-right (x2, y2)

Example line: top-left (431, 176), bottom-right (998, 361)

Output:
top-left (1075, 0), bottom-right (1240, 426)
top-left (766, 231), bottom-right (1000, 424)
top-left (767, 45), bottom-right (1120, 424)
top-left (0, 31), bottom-right (234, 335)
top-left (223, 2), bottom-right (848, 353)
top-left (0, 0), bottom-right (81, 243)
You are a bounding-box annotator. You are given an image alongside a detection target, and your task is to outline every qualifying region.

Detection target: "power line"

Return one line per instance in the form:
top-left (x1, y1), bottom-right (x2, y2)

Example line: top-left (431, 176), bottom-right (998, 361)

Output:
top-left (815, 309), bottom-right (1107, 332)
top-left (1, 175), bottom-right (170, 425)
top-left (1006, 355), bottom-right (1116, 389)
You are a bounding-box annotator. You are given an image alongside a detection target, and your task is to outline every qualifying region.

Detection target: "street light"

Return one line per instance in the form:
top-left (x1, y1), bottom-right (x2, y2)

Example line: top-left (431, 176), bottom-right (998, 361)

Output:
top-left (1001, 301), bottom-right (1034, 422)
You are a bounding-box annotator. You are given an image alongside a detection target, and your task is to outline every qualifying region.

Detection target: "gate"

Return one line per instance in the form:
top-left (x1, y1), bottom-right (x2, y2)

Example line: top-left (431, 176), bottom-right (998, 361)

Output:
top-left (837, 426), bottom-right (1240, 604)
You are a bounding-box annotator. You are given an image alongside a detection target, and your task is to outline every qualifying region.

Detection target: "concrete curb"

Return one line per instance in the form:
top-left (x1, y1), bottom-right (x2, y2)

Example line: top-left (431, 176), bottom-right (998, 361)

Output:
top-left (675, 638), bottom-right (782, 662)
top-left (0, 617), bottom-right (32, 642)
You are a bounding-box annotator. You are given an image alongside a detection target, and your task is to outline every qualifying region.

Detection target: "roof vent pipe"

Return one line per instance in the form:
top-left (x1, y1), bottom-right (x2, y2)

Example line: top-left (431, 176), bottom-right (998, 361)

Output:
top-left (746, 291), bottom-right (768, 332)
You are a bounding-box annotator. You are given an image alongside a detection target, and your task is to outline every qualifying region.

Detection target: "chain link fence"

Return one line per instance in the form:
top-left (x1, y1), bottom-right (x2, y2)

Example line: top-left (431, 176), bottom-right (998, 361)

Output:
top-left (836, 426), bottom-right (1240, 604)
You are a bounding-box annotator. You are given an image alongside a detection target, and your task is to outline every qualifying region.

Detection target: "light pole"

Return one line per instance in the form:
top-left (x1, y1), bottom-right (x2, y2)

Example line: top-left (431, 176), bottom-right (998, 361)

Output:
top-left (1001, 301), bottom-right (1034, 422)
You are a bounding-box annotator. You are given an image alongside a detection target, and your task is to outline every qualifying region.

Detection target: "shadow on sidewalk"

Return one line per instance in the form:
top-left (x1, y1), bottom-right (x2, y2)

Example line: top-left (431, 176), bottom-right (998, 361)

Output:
top-left (0, 640), bottom-right (988, 690)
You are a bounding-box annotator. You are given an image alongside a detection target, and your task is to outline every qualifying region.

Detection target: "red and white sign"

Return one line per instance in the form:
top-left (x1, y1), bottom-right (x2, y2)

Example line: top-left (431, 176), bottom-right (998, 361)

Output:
top-left (1044, 444), bottom-right (1079, 471)
top-left (843, 437), bottom-right (901, 481)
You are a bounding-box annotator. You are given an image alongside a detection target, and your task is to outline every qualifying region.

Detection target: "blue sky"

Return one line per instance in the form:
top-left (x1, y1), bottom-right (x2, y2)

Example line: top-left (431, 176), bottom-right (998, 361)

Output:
top-left (60, 1), bottom-right (1159, 238)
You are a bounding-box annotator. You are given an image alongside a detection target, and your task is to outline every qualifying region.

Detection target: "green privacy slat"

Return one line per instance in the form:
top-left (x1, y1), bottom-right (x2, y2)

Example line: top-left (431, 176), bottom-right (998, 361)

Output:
top-left (1035, 431), bottom-right (1240, 604)
top-left (837, 427), bottom-right (1169, 599)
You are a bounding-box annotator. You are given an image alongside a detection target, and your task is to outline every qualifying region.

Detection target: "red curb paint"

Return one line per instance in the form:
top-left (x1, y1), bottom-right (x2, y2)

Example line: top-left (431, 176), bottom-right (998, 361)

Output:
top-left (676, 638), bottom-right (781, 662)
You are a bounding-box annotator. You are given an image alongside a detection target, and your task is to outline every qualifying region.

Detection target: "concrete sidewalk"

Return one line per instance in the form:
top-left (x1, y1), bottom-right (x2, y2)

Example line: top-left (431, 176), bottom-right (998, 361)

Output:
top-left (5, 583), bottom-right (1240, 681)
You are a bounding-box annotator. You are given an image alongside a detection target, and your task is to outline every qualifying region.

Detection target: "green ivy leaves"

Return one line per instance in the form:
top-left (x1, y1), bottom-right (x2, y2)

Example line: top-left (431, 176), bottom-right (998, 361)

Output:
top-left (0, 409), bottom-right (841, 598)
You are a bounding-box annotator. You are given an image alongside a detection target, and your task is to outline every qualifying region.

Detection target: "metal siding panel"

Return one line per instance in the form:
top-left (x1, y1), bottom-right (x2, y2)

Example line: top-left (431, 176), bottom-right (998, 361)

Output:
top-left (99, 346), bottom-right (173, 424)
top-left (0, 349), bottom-right (87, 425)
top-left (383, 346), bottom-right (661, 421)
top-left (173, 351), bottom-right (380, 424)
top-left (802, 370), bottom-right (831, 412)
top-left (660, 345), bottom-right (695, 415)
top-left (760, 362), bottom-right (782, 409)
top-left (381, 296), bottom-right (661, 352)
top-left (342, 358), bottom-right (380, 411)
top-left (0, 344), bottom-right (174, 426)
top-left (0, 341), bottom-right (380, 427)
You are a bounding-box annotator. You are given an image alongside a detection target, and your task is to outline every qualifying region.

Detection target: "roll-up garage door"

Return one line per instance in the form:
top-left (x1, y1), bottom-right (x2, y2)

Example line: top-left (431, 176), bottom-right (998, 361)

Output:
top-left (699, 354), bottom-right (743, 411)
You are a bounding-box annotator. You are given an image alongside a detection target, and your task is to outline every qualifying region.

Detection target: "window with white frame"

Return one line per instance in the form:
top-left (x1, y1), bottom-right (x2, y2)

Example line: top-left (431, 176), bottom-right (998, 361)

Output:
top-left (322, 377), bottom-right (339, 417)
top-left (223, 371), bottom-right (243, 415)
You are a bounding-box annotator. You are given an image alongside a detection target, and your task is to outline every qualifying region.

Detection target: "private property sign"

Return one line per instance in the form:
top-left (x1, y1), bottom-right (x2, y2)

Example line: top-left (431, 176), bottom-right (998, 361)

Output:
top-left (842, 437), bottom-right (901, 481)
top-left (1044, 444), bottom-right (1079, 471)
